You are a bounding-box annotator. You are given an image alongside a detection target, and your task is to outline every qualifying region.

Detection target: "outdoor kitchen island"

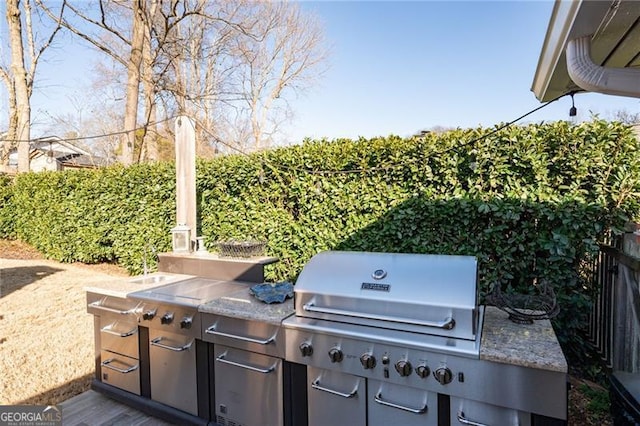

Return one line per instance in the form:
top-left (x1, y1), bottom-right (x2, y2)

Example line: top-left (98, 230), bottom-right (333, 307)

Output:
top-left (85, 264), bottom-right (567, 426)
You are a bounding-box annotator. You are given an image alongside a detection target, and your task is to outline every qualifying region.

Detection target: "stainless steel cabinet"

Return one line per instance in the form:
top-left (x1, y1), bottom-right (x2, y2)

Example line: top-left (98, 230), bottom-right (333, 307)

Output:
top-left (202, 314), bottom-right (287, 426)
top-left (306, 367), bottom-right (366, 426)
top-left (368, 380), bottom-right (435, 426)
top-left (450, 396), bottom-right (531, 426)
top-left (148, 328), bottom-right (197, 415)
top-left (88, 293), bottom-right (142, 396)
top-left (214, 345), bottom-right (283, 426)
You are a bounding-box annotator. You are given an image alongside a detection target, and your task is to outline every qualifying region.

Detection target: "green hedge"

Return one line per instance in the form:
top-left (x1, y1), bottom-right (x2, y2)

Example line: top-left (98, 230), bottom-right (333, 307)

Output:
top-left (1, 119), bottom-right (639, 365)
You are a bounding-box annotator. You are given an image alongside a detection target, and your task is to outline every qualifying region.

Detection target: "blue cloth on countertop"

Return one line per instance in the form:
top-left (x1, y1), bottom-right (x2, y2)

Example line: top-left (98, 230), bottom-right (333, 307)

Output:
top-left (249, 282), bottom-right (294, 304)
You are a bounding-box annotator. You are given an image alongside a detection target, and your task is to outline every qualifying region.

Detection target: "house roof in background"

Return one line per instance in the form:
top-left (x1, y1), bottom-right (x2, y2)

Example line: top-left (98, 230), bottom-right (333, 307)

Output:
top-left (532, 0), bottom-right (640, 101)
top-left (30, 150), bottom-right (107, 168)
top-left (31, 136), bottom-right (92, 156)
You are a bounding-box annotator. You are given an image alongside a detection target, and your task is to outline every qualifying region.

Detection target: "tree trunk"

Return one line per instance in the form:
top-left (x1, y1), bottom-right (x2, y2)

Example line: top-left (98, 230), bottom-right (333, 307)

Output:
top-left (1, 88), bottom-right (17, 168)
top-left (141, 6), bottom-right (157, 162)
top-left (121, 0), bottom-right (145, 165)
top-left (7, 0), bottom-right (31, 173)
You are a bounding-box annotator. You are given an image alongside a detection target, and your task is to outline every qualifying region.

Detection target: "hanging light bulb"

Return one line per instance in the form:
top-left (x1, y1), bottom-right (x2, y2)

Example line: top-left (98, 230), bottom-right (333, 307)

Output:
top-left (569, 93), bottom-right (577, 118)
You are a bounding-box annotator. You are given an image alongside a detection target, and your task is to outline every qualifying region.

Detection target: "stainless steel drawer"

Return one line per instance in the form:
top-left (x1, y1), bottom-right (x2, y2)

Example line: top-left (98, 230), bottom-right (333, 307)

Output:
top-left (99, 317), bottom-right (139, 359)
top-left (87, 293), bottom-right (141, 317)
top-left (100, 350), bottom-right (141, 395)
top-left (202, 313), bottom-right (284, 357)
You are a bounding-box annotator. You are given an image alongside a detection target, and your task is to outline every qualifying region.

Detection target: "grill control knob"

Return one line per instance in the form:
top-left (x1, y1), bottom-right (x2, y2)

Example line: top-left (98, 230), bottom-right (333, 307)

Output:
top-left (142, 309), bottom-right (156, 321)
top-left (434, 367), bottom-right (453, 385)
top-left (180, 316), bottom-right (192, 329)
top-left (415, 365), bottom-right (430, 379)
top-left (299, 342), bottom-right (313, 357)
top-left (360, 353), bottom-right (377, 369)
top-left (160, 312), bottom-right (174, 325)
top-left (395, 360), bottom-right (412, 377)
top-left (328, 347), bottom-right (344, 363)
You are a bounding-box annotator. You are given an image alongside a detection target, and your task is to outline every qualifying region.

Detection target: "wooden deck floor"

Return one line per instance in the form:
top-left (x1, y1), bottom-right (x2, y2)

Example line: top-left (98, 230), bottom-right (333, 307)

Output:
top-left (60, 391), bottom-right (175, 426)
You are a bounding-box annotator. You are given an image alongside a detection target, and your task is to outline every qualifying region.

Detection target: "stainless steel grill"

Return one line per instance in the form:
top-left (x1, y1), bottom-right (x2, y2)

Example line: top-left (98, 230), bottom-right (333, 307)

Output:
top-left (282, 251), bottom-right (550, 426)
top-left (291, 251), bottom-right (481, 343)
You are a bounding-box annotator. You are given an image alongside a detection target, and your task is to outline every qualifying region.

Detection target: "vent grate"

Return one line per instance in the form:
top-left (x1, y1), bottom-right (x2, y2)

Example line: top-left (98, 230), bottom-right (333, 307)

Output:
top-left (216, 415), bottom-right (244, 426)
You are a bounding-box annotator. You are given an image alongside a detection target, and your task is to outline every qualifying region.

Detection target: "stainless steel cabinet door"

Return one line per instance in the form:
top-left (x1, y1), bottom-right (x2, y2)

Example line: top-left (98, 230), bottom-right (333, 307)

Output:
top-left (214, 345), bottom-right (283, 426)
top-left (307, 367), bottom-right (366, 426)
top-left (368, 380), bottom-right (435, 426)
top-left (451, 396), bottom-right (531, 426)
top-left (148, 329), bottom-right (197, 415)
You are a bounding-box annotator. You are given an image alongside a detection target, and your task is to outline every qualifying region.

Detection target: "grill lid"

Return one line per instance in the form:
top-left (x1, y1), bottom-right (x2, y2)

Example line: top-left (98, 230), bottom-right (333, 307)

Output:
top-left (293, 251), bottom-right (479, 340)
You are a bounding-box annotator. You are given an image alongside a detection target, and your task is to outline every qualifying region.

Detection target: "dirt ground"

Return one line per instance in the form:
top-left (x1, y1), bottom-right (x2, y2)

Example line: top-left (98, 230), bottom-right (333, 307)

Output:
top-left (0, 240), bottom-right (127, 405)
top-left (0, 239), bottom-right (613, 424)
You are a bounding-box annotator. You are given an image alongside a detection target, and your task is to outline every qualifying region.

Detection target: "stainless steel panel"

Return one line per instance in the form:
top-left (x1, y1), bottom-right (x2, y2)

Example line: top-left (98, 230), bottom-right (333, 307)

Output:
top-left (285, 320), bottom-right (478, 391)
top-left (214, 345), bottom-right (283, 426)
top-left (284, 317), bottom-right (566, 419)
top-left (100, 350), bottom-right (141, 395)
top-left (293, 251), bottom-right (479, 339)
top-left (450, 396), bottom-right (531, 426)
top-left (148, 328), bottom-right (198, 415)
top-left (99, 316), bottom-right (139, 359)
top-left (368, 380), bottom-right (436, 426)
top-left (137, 302), bottom-right (202, 339)
top-left (307, 367), bottom-right (366, 426)
top-left (158, 253), bottom-right (277, 283)
top-left (456, 361), bottom-right (567, 420)
top-left (202, 314), bottom-right (285, 357)
top-left (129, 278), bottom-right (249, 307)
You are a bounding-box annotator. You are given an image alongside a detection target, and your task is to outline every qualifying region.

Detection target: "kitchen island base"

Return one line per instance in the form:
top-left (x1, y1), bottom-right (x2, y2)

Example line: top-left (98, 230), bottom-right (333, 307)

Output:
top-left (91, 380), bottom-right (208, 426)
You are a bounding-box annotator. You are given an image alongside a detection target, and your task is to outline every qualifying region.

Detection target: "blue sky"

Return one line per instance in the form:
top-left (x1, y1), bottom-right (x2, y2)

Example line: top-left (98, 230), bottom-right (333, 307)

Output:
top-left (7, 1), bottom-right (640, 143)
top-left (285, 1), bottom-right (640, 142)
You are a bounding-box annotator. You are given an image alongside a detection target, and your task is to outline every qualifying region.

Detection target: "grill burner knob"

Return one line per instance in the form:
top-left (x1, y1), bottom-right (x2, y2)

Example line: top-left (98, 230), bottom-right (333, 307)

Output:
top-left (299, 342), bottom-right (313, 357)
top-left (160, 312), bottom-right (174, 325)
top-left (415, 365), bottom-right (430, 378)
top-left (328, 347), bottom-right (344, 363)
top-left (434, 367), bottom-right (453, 385)
top-left (180, 316), bottom-right (192, 329)
top-left (360, 353), bottom-right (376, 369)
top-left (395, 360), bottom-right (412, 377)
top-left (142, 309), bottom-right (156, 321)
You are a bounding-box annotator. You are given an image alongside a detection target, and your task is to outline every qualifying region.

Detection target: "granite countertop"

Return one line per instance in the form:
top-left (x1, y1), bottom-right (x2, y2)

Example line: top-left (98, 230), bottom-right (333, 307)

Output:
top-left (84, 272), bottom-right (195, 298)
top-left (199, 286), bottom-right (294, 325)
top-left (480, 306), bottom-right (568, 373)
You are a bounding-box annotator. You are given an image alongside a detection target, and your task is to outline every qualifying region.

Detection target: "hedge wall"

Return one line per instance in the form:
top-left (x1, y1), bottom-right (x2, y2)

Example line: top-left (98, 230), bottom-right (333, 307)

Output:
top-left (1, 119), bottom-right (639, 365)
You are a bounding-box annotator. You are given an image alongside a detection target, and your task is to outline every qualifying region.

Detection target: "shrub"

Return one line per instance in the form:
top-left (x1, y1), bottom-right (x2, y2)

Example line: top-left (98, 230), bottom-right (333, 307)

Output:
top-left (1, 119), bottom-right (639, 365)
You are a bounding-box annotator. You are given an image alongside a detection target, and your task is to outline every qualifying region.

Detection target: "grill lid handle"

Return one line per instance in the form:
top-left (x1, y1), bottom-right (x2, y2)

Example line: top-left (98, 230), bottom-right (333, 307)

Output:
top-left (303, 302), bottom-right (456, 330)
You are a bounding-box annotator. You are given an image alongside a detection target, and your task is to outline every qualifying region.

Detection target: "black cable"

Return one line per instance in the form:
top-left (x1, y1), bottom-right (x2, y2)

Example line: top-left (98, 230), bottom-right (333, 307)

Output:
top-left (0, 116), bottom-right (176, 144)
top-left (195, 92), bottom-right (568, 176)
top-left (2, 92), bottom-right (568, 174)
top-left (436, 92), bottom-right (568, 157)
